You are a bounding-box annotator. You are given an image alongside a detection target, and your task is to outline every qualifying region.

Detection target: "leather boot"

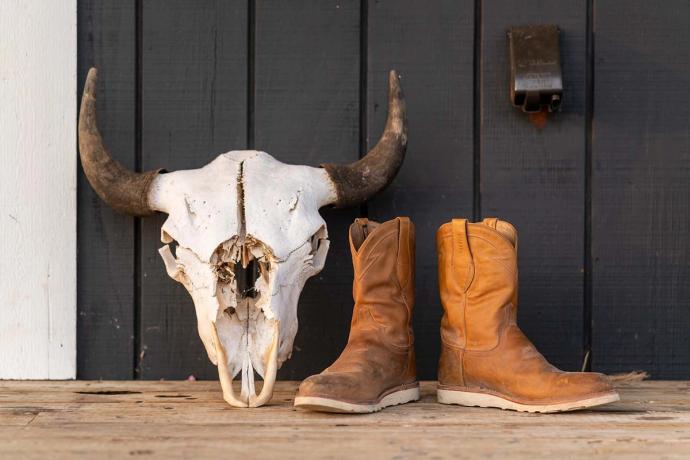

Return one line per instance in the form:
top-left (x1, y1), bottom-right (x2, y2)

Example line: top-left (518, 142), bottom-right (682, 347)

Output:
top-left (294, 217), bottom-right (419, 413)
top-left (436, 218), bottom-right (619, 413)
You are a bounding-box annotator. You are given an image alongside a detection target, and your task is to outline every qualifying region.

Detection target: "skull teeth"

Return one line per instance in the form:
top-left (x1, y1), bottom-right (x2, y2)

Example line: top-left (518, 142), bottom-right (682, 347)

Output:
top-left (213, 316), bottom-right (279, 408)
top-left (211, 237), bottom-right (279, 407)
top-left (240, 353), bottom-right (255, 402)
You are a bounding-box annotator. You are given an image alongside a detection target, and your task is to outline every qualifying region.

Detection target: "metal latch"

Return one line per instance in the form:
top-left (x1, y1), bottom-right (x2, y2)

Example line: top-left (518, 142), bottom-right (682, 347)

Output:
top-left (507, 25), bottom-right (563, 113)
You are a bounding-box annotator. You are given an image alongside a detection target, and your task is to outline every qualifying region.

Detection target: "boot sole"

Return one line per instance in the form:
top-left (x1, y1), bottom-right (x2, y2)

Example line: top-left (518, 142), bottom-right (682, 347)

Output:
top-left (437, 389), bottom-right (620, 413)
top-left (294, 386), bottom-right (420, 414)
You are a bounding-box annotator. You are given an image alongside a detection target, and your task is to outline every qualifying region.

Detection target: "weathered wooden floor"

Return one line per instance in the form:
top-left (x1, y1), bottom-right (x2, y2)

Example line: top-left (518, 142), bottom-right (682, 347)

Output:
top-left (1, 381), bottom-right (689, 459)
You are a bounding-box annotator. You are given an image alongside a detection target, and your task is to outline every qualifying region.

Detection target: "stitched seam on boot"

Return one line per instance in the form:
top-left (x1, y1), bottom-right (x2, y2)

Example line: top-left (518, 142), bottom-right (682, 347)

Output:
top-left (364, 310), bottom-right (411, 353)
top-left (467, 235), bottom-right (516, 278)
top-left (453, 308), bottom-right (511, 388)
top-left (471, 224), bottom-right (517, 252)
top-left (395, 220), bottom-right (414, 353)
top-left (355, 230), bottom-right (398, 280)
top-left (352, 227), bottom-right (398, 258)
top-left (463, 305), bottom-right (512, 354)
top-left (439, 293), bottom-right (467, 349)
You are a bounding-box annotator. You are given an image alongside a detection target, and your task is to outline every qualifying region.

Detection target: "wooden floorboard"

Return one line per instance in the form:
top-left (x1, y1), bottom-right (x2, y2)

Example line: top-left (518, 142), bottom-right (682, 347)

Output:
top-left (1, 381), bottom-right (689, 459)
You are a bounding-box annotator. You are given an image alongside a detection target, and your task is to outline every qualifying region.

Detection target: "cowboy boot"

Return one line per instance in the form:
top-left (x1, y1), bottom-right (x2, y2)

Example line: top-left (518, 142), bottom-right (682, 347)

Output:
top-left (294, 217), bottom-right (419, 413)
top-left (436, 218), bottom-right (619, 413)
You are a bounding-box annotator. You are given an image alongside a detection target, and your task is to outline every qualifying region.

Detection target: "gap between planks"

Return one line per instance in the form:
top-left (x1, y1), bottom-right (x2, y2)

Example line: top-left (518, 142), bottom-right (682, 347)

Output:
top-left (0, 381), bottom-right (689, 459)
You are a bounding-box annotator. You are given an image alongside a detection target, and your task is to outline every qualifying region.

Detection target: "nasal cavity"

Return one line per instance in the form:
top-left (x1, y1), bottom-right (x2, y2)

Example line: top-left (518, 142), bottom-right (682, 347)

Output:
top-left (235, 259), bottom-right (260, 298)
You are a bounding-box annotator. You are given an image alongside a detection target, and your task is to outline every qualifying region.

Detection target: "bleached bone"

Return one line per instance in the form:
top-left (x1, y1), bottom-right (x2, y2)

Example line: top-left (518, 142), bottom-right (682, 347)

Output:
top-left (149, 152), bottom-right (332, 407)
top-left (77, 67), bottom-right (406, 407)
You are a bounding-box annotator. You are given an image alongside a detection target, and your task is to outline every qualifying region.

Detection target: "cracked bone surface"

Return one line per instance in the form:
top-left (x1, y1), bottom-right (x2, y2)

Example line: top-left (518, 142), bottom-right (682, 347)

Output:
top-left (78, 67), bottom-right (406, 408)
top-left (154, 152), bottom-right (332, 407)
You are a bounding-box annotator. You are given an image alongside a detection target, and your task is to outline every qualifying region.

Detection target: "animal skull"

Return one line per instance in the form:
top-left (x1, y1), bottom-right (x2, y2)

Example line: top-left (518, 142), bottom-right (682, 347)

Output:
top-left (152, 151), bottom-right (334, 407)
top-left (78, 68), bottom-right (406, 407)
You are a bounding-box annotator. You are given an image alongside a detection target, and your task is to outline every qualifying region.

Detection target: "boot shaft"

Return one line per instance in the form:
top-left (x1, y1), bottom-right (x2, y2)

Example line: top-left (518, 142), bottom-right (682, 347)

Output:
top-left (435, 218), bottom-right (619, 411)
top-left (437, 218), bottom-right (518, 351)
top-left (293, 216), bottom-right (420, 411)
top-left (348, 217), bottom-right (415, 349)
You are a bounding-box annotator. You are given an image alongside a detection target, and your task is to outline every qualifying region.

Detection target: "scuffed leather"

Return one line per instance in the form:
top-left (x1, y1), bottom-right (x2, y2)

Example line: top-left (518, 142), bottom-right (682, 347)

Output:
top-left (297, 217), bottom-right (418, 404)
top-left (437, 218), bottom-right (615, 404)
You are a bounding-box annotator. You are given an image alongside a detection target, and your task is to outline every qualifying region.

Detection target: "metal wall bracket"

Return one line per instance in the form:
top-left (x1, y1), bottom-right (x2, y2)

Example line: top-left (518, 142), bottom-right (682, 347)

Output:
top-left (508, 25), bottom-right (563, 113)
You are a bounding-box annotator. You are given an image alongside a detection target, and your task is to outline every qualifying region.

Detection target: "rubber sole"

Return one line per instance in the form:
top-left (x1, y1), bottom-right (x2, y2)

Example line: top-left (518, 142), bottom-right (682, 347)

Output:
top-left (294, 387), bottom-right (420, 414)
top-left (437, 388), bottom-right (620, 413)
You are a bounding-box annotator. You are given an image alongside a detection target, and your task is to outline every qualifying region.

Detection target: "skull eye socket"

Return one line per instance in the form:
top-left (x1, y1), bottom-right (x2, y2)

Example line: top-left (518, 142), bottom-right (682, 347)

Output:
top-left (309, 226), bottom-right (329, 271)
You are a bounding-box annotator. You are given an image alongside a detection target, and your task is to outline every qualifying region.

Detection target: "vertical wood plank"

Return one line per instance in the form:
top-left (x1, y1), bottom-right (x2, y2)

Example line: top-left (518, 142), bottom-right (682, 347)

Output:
top-left (0, 0), bottom-right (76, 378)
top-left (254, 0), bottom-right (361, 378)
top-left (76, 0), bottom-right (136, 379)
top-left (480, 0), bottom-right (588, 370)
top-left (140, 0), bottom-right (248, 379)
top-left (592, 1), bottom-right (690, 378)
top-left (366, 0), bottom-right (475, 379)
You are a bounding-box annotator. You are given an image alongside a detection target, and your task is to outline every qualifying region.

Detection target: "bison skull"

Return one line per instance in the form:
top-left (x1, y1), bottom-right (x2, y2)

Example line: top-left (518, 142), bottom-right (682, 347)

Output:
top-left (78, 68), bottom-right (406, 407)
top-left (152, 150), bottom-right (334, 407)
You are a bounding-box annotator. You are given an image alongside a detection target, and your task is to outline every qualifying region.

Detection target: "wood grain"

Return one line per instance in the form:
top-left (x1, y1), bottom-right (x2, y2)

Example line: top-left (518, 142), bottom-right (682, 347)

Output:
top-left (139, 0), bottom-right (248, 379)
top-left (366, 0), bottom-right (475, 379)
top-left (253, 0), bottom-right (361, 379)
top-left (76, 0), bottom-right (137, 379)
top-left (0, 0), bottom-right (76, 378)
top-left (591, 1), bottom-right (690, 378)
top-left (480, 0), bottom-right (588, 371)
top-left (1, 380), bottom-right (689, 459)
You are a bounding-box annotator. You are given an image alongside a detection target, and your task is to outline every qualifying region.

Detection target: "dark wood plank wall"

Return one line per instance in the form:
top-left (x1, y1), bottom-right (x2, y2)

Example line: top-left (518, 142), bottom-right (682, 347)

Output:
top-left (138, 0), bottom-right (248, 379)
top-left (253, 0), bottom-right (360, 379)
top-left (77, 0), bottom-right (690, 380)
top-left (78, 1), bottom-right (137, 378)
top-left (366, 0), bottom-right (474, 379)
top-left (480, 1), bottom-right (588, 371)
top-left (591, 0), bottom-right (690, 378)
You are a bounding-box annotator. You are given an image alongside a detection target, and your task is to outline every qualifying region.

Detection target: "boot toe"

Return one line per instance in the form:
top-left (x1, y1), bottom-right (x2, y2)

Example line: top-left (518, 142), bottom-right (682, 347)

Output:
top-left (557, 371), bottom-right (616, 399)
top-left (582, 372), bottom-right (616, 394)
top-left (297, 372), bottom-right (364, 401)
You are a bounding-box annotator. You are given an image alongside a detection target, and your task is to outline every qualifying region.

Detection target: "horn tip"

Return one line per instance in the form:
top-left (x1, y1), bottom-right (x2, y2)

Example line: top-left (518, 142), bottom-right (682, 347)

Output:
top-left (387, 70), bottom-right (404, 103)
top-left (84, 67), bottom-right (99, 97)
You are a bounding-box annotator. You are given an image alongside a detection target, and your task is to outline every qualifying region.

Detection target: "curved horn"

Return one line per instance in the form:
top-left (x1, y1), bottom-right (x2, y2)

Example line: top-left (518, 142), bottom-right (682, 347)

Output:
top-left (79, 67), bottom-right (163, 216)
top-left (321, 70), bottom-right (407, 208)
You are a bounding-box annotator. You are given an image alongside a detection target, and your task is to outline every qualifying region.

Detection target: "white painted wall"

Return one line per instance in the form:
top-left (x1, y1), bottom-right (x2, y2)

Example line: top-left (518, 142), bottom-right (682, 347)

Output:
top-left (0, 1), bottom-right (76, 378)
